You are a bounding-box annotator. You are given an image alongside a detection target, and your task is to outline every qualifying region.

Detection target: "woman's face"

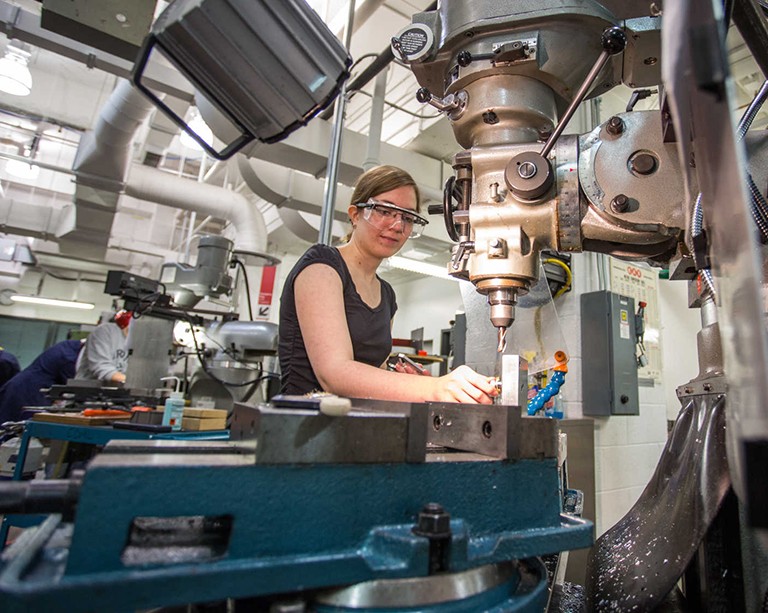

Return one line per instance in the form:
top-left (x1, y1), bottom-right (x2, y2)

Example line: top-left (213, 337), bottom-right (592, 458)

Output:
top-left (350, 185), bottom-right (418, 258)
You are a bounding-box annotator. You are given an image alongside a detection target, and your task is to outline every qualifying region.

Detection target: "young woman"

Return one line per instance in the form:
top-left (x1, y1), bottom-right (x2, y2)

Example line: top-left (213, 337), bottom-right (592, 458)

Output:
top-left (278, 165), bottom-right (497, 404)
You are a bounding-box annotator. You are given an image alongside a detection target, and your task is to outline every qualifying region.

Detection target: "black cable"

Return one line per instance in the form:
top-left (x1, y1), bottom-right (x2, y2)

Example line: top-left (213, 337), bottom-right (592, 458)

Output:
top-left (350, 53), bottom-right (379, 72)
top-left (233, 258), bottom-right (254, 321)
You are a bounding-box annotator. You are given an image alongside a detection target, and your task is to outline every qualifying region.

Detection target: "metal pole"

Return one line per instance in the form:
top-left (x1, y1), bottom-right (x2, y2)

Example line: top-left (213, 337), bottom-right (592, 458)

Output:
top-left (319, 0), bottom-right (356, 245)
top-left (363, 66), bottom-right (388, 171)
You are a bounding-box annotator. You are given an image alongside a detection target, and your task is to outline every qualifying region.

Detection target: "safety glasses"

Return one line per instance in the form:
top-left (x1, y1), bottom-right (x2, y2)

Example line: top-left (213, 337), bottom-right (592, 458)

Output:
top-left (355, 199), bottom-right (428, 239)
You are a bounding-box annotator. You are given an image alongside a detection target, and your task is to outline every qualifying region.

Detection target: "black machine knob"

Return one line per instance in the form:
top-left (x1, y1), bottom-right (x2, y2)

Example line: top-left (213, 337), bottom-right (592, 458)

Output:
top-left (601, 26), bottom-right (627, 55)
top-left (457, 50), bottom-right (472, 67)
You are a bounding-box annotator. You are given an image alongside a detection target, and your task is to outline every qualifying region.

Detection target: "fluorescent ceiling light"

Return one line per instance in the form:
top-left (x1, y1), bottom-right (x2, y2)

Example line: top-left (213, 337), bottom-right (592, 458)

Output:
top-left (0, 45), bottom-right (32, 96)
top-left (388, 256), bottom-right (459, 282)
top-left (9, 295), bottom-right (94, 310)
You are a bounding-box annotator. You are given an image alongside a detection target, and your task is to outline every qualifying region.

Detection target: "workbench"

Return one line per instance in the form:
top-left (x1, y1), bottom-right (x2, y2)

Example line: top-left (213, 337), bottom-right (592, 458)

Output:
top-left (0, 420), bottom-right (229, 548)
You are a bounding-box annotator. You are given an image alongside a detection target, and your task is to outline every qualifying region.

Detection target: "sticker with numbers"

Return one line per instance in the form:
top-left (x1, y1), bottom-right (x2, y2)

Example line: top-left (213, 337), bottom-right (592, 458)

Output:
top-left (610, 259), bottom-right (662, 382)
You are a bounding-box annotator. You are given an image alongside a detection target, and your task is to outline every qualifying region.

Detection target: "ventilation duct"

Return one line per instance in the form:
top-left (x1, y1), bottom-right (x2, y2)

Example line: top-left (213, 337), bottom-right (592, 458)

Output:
top-left (56, 79), bottom-right (155, 259)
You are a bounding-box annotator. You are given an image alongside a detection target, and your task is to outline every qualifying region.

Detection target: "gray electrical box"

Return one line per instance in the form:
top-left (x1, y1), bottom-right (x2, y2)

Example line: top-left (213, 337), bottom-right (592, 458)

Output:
top-left (581, 291), bottom-right (639, 415)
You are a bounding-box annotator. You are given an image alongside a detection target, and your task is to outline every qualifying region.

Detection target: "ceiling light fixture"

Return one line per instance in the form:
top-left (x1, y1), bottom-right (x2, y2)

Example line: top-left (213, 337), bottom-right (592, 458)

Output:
top-left (388, 256), bottom-right (459, 282)
top-left (9, 294), bottom-right (95, 310)
top-left (0, 44), bottom-right (32, 96)
top-left (179, 106), bottom-right (213, 151)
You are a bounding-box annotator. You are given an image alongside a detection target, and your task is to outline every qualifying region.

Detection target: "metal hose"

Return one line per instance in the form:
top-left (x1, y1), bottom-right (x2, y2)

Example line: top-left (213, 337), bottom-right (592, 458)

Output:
top-left (737, 81), bottom-right (768, 241)
top-left (738, 80), bottom-right (768, 141)
top-left (690, 193), bottom-right (718, 300)
top-left (747, 173), bottom-right (768, 241)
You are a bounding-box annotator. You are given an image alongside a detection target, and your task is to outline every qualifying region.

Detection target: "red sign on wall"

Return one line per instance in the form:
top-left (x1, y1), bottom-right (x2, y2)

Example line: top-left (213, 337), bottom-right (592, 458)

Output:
top-left (256, 266), bottom-right (276, 319)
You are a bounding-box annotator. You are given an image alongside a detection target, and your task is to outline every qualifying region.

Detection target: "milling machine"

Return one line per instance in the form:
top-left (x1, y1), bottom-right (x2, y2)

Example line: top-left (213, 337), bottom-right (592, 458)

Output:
top-left (112, 235), bottom-right (279, 407)
top-left (392, 0), bottom-right (768, 609)
top-left (393, 3), bottom-right (683, 352)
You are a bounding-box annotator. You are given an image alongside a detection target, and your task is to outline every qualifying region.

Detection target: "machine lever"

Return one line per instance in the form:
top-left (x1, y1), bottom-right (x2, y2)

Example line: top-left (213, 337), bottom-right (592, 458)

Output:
top-left (540, 26), bottom-right (627, 159)
top-left (451, 241), bottom-right (474, 271)
top-left (416, 87), bottom-right (467, 120)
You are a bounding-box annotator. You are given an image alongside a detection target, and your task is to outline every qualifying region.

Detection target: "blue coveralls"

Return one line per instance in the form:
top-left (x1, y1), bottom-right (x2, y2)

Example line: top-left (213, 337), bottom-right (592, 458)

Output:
top-left (0, 349), bottom-right (20, 386)
top-left (0, 340), bottom-right (83, 423)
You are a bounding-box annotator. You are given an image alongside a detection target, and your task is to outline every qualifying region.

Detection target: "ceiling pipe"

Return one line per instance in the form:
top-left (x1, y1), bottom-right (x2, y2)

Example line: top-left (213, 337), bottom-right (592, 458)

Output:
top-left (73, 79), bottom-right (156, 186)
top-left (126, 164), bottom-right (267, 254)
top-left (320, 0), bottom-right (357, 245)
top-left (236, 155), bottom-right (352, 221)
top-left (57, 78), bottom-right (267, 262)
top-left (56, 79), bottom-right (156, 259)
top-left (363, 67), bottom-right (388, 171)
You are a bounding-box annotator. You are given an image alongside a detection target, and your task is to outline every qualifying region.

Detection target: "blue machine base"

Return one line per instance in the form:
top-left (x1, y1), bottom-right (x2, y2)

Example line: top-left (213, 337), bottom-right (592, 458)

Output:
top-left (0, 457), bottom-right (592, 612)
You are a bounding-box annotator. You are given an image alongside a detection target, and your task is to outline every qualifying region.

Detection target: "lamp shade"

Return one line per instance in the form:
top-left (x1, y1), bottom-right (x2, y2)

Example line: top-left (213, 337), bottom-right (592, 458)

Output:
top-left (0, 46), bottom-right (32, 96)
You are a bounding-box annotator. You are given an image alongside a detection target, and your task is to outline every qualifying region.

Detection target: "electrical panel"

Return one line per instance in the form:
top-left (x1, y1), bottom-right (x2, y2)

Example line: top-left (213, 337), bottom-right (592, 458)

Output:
top-left (581, 290), bottom-right (639, 416)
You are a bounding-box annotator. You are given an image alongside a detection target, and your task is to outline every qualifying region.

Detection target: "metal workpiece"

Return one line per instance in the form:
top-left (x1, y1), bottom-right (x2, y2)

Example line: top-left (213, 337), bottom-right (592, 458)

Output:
top-left (518, 416), bottom-right (559, 459)
top-left (229, 402), bottom-right (428, 464)
top-left (578, 111), bottom-right (686, 234)
top-left (428, 402), bottom-right (521, 459)
top-left (100, 439), bottom-right (241, 455)
top-left (500, 354), bottom-right (529, 407)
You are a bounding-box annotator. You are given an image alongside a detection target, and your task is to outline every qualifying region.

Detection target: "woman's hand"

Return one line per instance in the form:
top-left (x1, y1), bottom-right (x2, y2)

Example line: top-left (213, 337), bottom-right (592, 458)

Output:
top-left (432, 365), bottom-right (498, 404)
top-left (393, 357), bottom-right (431, 376)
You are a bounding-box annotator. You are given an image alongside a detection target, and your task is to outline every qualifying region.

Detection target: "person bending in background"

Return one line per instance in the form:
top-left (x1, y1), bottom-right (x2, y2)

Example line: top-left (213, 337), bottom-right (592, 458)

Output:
top-left (75, 310), bottom-right (131, 384)
top-left (0, 346), bottom-right (20, 386)
top-left (0, 339), bottom-right (84, 423)
top-left (279, 165), bottom-right (498, 404)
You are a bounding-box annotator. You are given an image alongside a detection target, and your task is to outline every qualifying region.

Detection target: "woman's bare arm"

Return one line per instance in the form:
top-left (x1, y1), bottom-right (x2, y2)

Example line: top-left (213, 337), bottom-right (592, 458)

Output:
top-left (294, 264), bottom-right (497, 403)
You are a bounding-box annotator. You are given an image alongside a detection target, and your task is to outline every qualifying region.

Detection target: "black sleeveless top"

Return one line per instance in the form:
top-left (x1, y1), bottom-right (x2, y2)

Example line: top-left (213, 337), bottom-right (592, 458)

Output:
top-left (278, 244), bottom-right (398, 394)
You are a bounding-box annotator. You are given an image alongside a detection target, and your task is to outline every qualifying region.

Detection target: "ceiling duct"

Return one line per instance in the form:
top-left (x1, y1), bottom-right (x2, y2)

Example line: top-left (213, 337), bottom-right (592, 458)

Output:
top-left (126, 164), bottom-right (267, 255)
top-left (56, 79), bottom-right (156, 259)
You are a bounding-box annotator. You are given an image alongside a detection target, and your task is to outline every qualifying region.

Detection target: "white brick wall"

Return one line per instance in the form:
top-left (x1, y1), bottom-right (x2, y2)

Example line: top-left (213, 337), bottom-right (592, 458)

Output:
top-left (565, 254), bottom-right (699, 536)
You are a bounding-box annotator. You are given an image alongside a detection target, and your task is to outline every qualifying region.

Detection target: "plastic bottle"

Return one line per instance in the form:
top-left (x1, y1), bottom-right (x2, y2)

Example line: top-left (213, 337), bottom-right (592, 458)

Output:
top-left (161, 376), bottom-right (185, 431)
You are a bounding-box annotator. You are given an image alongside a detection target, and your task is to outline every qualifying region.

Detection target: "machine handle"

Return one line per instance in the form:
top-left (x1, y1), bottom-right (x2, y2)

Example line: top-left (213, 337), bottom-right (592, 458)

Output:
top-left (540, 26), bottom-right (626, 159)
top-left (441, 176), bottom-right (462, 242)
top-left (0, 477), bottom-right (81, 515)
